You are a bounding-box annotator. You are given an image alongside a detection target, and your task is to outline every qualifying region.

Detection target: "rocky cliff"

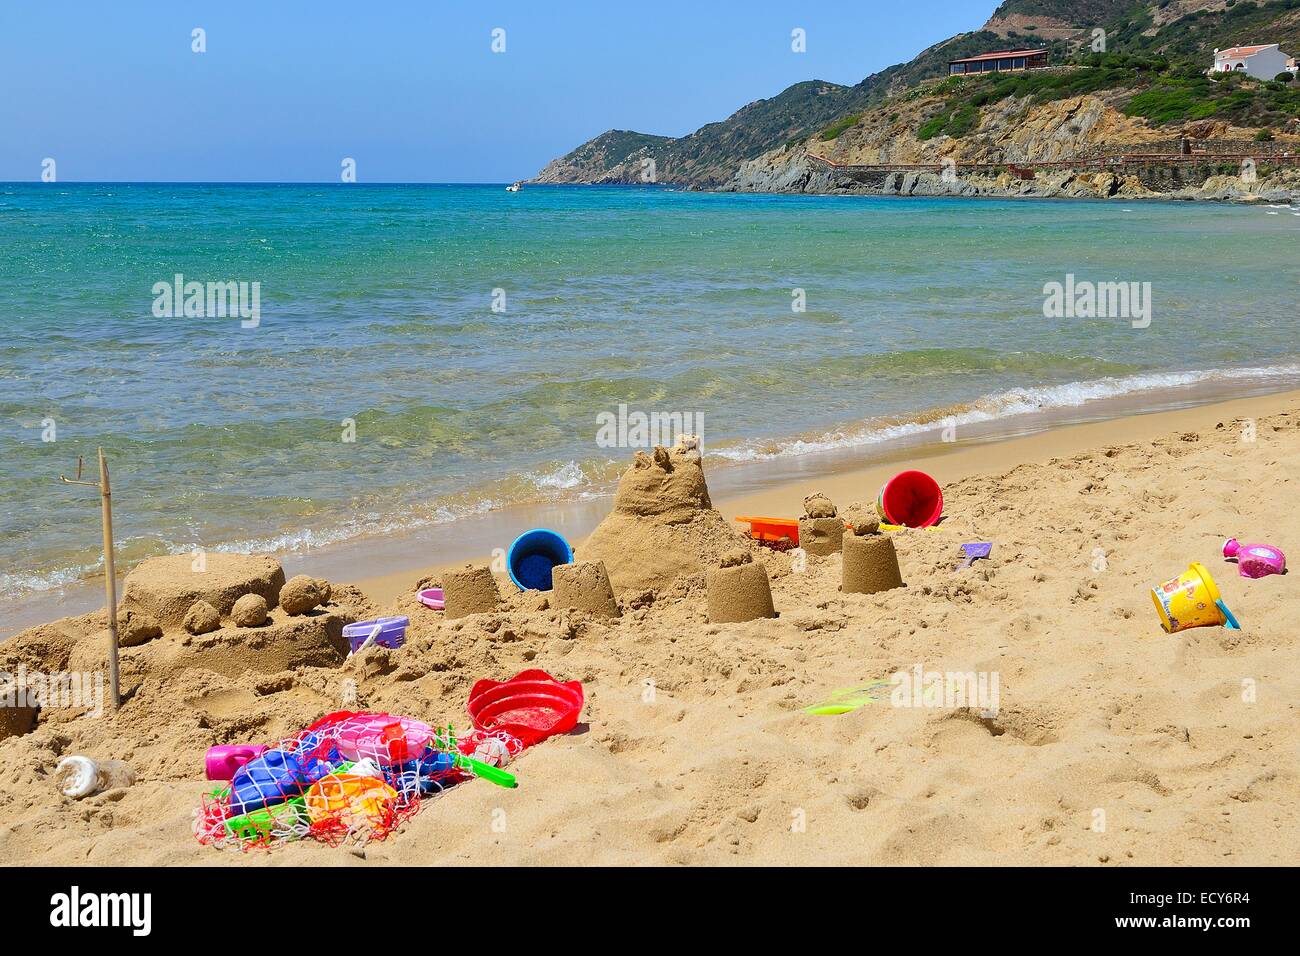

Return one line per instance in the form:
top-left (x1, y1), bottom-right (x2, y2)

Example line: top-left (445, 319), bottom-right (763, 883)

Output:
top-left (535, 0), bottom-right (1300, 199)
top-left (728, 88), bottom-right (1300, 201)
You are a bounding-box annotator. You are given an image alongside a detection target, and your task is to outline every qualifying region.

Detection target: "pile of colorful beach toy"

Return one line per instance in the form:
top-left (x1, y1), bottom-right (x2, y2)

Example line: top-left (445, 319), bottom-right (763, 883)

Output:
top-left (195, 669), bottom-right (584, 850)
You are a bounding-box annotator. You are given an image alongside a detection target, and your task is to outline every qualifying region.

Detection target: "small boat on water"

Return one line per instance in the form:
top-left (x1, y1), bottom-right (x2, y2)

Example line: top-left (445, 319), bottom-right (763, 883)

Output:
top-left (506, 181), bottom-right (522, 192)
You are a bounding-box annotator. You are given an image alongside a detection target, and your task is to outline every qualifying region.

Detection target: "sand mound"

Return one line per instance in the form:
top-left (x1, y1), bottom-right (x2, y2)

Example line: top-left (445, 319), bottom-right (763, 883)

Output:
top-left (0, 558), bottom-right (370, 711)
top-left (581, 444), bottom-right (751, 593)
top-left (138, 610), bottom-right (350, 680)
top-left (122, 553), bottom-right (285, 628)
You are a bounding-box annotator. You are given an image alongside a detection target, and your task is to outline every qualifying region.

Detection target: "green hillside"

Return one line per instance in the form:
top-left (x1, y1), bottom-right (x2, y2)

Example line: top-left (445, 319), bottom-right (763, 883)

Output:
top-left (537, 1), bottom-right (1300, 187)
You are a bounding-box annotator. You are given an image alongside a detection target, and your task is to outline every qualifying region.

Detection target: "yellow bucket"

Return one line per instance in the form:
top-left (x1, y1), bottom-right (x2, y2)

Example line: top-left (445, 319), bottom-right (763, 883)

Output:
top-left (1150, 562), bottom-right (1225, 633)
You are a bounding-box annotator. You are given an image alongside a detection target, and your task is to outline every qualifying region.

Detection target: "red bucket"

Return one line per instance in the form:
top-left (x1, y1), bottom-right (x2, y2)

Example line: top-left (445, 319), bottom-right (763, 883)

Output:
top-left (876, 470), bottom-right (943, 528)
top-left (466, 669), bottom-right (584, 747)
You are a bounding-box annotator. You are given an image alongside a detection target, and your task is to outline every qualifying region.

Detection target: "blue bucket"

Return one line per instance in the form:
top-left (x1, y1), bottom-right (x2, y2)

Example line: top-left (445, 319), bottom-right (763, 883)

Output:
top-left (507, 528), bottom-right (573, 592)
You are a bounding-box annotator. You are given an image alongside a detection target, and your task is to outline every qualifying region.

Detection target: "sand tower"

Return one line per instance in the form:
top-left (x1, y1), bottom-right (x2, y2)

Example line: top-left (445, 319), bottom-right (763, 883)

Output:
top-left (582, 440), bottom-right (751, 594)
top-left (842, 519), bottom-right (904, 594)
top-left (798, 492), bottom-right (844, 557)
top-left (706, 549), bottom-right (777, 623)
top-left (551, 561), bottom-right (621, 618)
top-left (442, 563), bottom-right (501, 619)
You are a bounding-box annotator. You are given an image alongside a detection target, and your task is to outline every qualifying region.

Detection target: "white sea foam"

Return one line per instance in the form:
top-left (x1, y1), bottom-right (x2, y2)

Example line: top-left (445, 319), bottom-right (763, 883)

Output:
top-left (210, 499), bottom-right (504, 557)
top-left (712, 364), bottom-right (1300, 463)
top-left (527, 460), bottom-right (589, 491)
top-left (0, 563), bottom-right (103, 597)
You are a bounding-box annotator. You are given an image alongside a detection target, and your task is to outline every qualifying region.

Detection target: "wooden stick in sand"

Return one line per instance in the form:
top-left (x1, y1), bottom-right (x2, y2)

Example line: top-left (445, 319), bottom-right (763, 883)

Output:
top-left (60, 448), bottom-right (120, 711)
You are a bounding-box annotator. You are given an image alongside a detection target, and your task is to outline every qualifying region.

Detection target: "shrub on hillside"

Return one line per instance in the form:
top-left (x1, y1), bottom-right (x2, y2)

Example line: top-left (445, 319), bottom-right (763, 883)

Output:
top-left (818, 114), bottom-right (862, 141)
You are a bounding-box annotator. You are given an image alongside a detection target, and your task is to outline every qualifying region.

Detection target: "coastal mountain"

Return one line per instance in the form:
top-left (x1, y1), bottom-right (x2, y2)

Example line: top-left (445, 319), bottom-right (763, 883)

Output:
top-left (533, 80), bottom-right (878, 187)
top-left (534, 0), bottom-right (1300, 191)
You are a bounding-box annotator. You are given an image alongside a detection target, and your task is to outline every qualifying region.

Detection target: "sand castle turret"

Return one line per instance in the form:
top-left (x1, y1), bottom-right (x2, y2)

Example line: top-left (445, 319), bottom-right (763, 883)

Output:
top-left (842, 519), bottom-right (904, 594)
top-left (582, 439), bottom-right (751, 594)
top-left (798, 492), bottom-right (844, 557)
top-left (551, 560), bottom-right (621, 618)
top-left (706, 549), bottom-right (777, 623)
top-left (442, 563), bottom-right (502, 619)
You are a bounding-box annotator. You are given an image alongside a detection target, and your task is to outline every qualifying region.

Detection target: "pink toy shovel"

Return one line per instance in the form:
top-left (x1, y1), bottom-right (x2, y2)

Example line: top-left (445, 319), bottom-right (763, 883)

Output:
top-left (1223, 539), bottom-right (1285, 579)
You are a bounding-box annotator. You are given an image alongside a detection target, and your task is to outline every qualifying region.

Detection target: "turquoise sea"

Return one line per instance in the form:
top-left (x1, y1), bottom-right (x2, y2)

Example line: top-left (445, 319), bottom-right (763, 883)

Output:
top-left (2, 183), bottom-right (1299, 606)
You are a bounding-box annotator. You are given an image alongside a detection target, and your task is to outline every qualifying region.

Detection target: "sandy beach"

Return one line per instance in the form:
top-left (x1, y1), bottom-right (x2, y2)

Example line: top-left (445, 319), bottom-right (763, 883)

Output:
top-left (2, 389), bottom-right (1297, 866)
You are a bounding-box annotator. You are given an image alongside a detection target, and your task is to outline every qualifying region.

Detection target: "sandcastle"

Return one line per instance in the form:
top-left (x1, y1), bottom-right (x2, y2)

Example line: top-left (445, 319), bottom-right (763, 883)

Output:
top-left (442, 563), bottom-right (501, 619)
top-left (41, 555), bottom-right (354, 688)
top-left (117, 609), bottom-right (162, 648)
top-left (842, 519), bottom-right (904, 594)
top-left (183, 600), bottom-right (221, 635)
top-left (145, 612), bottom-right (350, 678)
top-left (706, 549), bottom-right (776, 623)
top-left (798, 492), bottom-right (844, 557)
top-left (582, 440), bottom-right (751, 593)
top-left (120, 553), bottom-right (286, 627)
top-left (551, 561), bottom-right (620, 618)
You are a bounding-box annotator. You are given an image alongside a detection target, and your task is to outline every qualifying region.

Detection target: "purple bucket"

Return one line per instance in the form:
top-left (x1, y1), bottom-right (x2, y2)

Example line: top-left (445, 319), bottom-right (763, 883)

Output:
top-left (343, 616), bottom-right (409, 654)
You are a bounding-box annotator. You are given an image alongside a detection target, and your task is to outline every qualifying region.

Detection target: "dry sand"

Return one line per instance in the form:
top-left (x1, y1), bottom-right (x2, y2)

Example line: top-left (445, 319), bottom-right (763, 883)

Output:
top-left (2, 391), bottom-right (1298, 866)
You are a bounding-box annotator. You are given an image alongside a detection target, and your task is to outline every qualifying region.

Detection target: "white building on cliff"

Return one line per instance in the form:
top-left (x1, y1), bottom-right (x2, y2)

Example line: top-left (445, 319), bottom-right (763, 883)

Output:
top-left (1211, 44), bottom-right (1294, 80)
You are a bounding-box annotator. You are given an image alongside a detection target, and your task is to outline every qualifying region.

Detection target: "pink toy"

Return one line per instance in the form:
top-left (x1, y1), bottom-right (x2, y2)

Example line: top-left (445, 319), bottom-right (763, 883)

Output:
top-left (334, 714), bottom-right (435, 766)
top-left (205, 744), bottom-right (269, 781)
top-left (1223, 539), bottom-right (1286, 579)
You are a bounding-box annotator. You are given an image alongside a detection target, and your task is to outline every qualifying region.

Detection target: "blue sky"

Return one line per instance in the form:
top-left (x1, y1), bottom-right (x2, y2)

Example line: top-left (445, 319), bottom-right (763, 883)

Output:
top-left (0, 1), bottom-right (992, 182)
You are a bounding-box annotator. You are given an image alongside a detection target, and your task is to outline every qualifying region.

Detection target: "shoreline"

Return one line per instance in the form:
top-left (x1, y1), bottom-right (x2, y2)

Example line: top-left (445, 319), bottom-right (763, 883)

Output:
top-left (6, 381), bottom-right (1300, 636)
top-left (533, 180), bottom-right (1293, 205)
top-left (351, 385), bottom-right (1300, 606)
top-left (530, 174), bottom-right (1300, 205)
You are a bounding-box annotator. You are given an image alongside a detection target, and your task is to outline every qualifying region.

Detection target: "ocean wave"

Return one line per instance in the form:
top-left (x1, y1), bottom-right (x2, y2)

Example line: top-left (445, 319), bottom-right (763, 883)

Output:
top-left (7, 365), bottom-right (1299, 603)
top-left (711, 364), bottom-right (1300, 462)
top-left (202, 460), bottom-right (611, 558)
top-left (526, 460), bottom-right (591, 491)
top-left (0, 458), bottom-right (625, 601)
top-left (208, 499), bottom-right (506, 557)
top-left (0, 562), bottom-right (105, 598)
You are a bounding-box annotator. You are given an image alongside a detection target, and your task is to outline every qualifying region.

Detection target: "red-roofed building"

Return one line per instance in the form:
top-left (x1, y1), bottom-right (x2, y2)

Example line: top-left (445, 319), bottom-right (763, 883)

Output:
top-left (1212, 43), bottom-right (1293, 79)
top-left (948, 49), bottom-right (1049, 76)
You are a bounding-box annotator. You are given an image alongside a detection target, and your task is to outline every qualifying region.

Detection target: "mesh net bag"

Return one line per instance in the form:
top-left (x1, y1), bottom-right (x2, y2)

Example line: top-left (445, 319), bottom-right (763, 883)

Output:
top-left (195, 711), bottom-right (521, 851)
